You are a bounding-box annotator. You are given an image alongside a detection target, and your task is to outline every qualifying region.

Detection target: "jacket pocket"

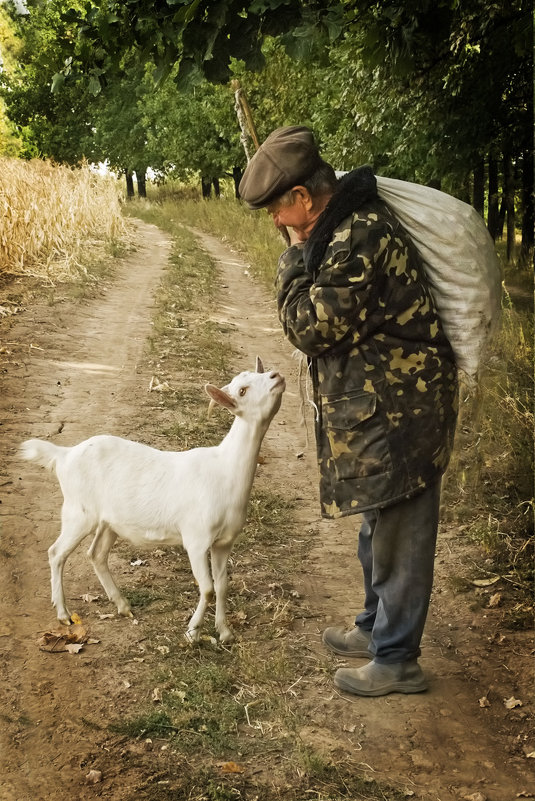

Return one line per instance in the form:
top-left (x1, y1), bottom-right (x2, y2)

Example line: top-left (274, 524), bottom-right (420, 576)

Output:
top-left (323, 391), bottom-right (392, 480)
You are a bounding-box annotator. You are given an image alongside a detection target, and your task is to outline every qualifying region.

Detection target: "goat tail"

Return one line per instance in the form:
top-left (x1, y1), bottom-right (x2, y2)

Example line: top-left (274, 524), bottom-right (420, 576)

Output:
top-left (19, 438), bottom-right (66, 471)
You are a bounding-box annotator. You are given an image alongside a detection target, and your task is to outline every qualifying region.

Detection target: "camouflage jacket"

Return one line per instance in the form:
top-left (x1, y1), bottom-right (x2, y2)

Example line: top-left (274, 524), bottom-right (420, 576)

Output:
top-left (276, 167), bottom-right (458, 518)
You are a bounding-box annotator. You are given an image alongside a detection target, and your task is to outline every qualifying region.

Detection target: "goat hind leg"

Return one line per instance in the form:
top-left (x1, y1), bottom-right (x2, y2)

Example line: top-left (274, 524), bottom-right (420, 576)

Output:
top-left (185, 546), bottom-right (213, 643)
top-left (49, 504), bottom-right (94, 625)
top-left (88, 525), bottom-right (132, 618)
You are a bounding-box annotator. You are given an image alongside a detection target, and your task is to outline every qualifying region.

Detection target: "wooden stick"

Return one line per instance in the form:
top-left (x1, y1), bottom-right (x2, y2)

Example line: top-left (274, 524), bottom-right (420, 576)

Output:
top-left (231, 80), bottom-right (260, 161)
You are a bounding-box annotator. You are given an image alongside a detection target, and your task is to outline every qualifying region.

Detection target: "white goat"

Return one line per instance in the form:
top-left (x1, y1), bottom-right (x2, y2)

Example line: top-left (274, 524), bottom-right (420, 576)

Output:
top-left (20, 357), bottom-right (285, 644)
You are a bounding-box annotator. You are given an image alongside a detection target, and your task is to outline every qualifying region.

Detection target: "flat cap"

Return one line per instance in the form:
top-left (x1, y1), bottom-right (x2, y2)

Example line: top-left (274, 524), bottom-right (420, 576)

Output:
top-left (239, 125), bottom-right (322, 209)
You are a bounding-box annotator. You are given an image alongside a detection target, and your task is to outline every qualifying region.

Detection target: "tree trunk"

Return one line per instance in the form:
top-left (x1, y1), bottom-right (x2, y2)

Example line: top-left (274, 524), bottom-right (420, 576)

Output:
top-left (487, 155), bottom-right (499, 240)
top-left (520, 148), bottom-right (534, 266)
top-left (136, 169), bottom-right (147, 198)
top-left (473, 160), bottom-right (485, 216)
top-left (459, 176), bottom-right (471, 204)
top-left (125, 169), bottom-right (135, 199)
top-left (201, 177), bottom-right (212, 198)
top-left (504, 152), bottom-right (516, 263)
top-left (233, 166), bottom-right (243, 198)
top-left (213, 177), bottom-right (220, 198)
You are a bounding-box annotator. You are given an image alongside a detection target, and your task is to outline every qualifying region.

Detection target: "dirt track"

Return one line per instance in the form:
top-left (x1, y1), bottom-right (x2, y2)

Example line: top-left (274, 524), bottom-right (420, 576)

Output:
top-left (1, 218), bottom-right (533, 801)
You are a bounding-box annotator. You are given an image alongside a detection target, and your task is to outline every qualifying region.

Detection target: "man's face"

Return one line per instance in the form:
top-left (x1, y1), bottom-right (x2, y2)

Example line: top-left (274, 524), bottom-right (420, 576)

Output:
top-left (266, 189), bottom-right (313, 242)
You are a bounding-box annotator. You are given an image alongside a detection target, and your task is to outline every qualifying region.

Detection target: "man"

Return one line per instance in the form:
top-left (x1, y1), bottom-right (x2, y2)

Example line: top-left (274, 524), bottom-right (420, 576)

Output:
top-left (239, 126), bottom-right (458, 696)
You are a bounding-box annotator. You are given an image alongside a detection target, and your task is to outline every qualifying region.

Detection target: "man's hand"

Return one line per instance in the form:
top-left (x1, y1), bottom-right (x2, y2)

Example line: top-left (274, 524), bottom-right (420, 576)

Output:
top-left (275, 223), bottom-right (304, 247)
top-left (276, 222), bottom-right (291, 246)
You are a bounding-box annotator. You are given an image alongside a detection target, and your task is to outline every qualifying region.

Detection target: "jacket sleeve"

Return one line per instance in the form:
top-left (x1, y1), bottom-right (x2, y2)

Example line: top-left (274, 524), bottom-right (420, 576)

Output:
top-left (276, 216), bottom-right (391, 358)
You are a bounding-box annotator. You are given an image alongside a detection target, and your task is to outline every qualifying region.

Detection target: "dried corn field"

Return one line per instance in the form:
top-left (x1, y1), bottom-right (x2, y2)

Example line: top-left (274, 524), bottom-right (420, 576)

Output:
top-left (0, 158), bottom-right (129, 282)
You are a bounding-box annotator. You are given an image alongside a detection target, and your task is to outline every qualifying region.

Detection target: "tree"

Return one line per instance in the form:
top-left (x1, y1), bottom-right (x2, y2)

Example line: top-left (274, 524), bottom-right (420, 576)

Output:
top-left (1, 0), bottom-right (97, 161)
top-left (141, 72), bottom-right (246, 195)
top-left (0, 4), bottom-right (24, 155)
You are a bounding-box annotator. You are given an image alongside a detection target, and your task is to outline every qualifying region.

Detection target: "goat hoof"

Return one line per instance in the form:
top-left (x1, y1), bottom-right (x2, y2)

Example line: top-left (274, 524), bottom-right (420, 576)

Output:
top-left (185, 629), bottom-right (200, 644)
top-left (58, 616), bottom-right (72, 627)
top-left (219, 630), bottom-right (235, 644)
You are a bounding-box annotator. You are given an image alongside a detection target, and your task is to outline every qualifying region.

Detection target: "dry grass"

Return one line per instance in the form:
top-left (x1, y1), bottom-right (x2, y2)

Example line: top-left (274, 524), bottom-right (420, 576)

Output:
top-left (0, 158), bottom-right (129, 282)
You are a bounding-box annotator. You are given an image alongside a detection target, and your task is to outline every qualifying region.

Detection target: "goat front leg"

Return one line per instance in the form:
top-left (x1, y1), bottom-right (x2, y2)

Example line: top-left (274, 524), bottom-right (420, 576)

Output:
top-left (88, 525), bottom-right (133, 618)
top-left (210, 541), bottom-right (234, 643)
top-left (185, 544), bottom-right (214, 643)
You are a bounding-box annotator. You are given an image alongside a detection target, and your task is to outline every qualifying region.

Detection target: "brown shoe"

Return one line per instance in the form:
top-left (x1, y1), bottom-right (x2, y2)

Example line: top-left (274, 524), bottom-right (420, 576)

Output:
top-left (322, 626), bottom-right (371, 657)
top-left (334, 659), bottom-right (428, 696)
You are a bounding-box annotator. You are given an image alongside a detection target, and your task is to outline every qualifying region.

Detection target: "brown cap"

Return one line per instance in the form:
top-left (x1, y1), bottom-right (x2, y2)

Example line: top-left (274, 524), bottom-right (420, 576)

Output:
top-left (239, 125), bottom-right (322, 209)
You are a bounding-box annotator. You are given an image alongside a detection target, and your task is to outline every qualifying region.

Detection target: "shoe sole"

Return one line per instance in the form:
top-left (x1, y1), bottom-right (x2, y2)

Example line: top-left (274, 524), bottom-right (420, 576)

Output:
top-left (321, 632), bottom-right (370, 658)
top-left (334, 676), bottom-right (428, 696)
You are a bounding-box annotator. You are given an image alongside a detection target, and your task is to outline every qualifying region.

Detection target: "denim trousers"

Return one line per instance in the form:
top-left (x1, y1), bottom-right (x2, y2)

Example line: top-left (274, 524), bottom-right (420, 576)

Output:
top-left (355, 480), bottom-right (442, 664)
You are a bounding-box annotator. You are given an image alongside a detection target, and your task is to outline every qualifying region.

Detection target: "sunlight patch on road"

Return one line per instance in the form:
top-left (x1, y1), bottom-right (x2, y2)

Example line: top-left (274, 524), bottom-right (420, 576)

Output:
top-left (51, 359), bottom-right (121, 375)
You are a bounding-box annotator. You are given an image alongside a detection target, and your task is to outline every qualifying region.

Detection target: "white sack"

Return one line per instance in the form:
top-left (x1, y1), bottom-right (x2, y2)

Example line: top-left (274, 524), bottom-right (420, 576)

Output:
top-left (375, 176), bottom-right (502, 387)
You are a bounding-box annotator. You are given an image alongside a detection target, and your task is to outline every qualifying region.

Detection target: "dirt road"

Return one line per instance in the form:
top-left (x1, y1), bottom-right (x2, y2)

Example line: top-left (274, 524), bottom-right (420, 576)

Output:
top-left (1, 218), bottom-right (533, 801)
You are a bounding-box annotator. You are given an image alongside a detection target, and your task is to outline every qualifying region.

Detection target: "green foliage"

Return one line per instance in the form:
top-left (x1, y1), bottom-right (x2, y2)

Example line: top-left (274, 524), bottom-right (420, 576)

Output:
top-left (0, 6), bottom-right (23, 155)
top-left (1, 0), bottom-right (99, 161)
top-left (3, 0), bottom-right (532, 228)
top-left (141, 69), bottom-right (245, 181)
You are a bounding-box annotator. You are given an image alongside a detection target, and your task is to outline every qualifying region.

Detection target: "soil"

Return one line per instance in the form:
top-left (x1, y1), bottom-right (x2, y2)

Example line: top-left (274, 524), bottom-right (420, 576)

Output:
top-left (1, 218), bottom-right (533, 801)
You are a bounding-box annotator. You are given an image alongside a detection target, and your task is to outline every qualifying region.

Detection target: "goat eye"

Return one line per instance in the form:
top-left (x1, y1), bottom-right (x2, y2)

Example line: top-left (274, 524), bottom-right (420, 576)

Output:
top-left (239, 387), bottom-right (247, 397)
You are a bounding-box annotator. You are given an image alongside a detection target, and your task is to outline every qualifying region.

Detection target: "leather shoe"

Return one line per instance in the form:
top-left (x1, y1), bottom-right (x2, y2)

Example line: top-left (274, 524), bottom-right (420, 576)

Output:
top-left (334, 659), bottom-right (428, 696)
top-left (322, 626), bottom-right (371, 657)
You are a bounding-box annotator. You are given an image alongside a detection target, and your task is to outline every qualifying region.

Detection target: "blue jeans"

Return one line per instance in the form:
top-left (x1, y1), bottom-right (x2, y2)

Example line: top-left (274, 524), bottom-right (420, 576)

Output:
top-left (355, 480), bottom-right (442, 664)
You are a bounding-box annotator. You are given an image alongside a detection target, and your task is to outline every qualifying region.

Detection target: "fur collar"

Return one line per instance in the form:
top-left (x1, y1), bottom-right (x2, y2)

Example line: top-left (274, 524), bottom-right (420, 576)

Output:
top-left (303, 166), bottom-right (377, 273)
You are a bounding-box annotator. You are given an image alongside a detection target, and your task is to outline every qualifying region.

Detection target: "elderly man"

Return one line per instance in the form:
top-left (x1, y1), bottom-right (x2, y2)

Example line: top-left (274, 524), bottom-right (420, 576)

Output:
top-left (239, 126), bottom-right (459, 696)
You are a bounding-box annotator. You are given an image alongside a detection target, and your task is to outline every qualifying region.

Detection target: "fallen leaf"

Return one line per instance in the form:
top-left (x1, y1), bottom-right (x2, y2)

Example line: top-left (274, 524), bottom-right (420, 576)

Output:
top-left (149, 376), bottom-right (170, 392)
top-left (504, 696), bottom-right (523, 709)
top-left (157, 645), bottom-right (170, 655)
top-left (38, 622), bottom-right (90, 653)
top-left (218, 761), bottom-right (245, 774)
top-left (81, 593), bottom-right (100, 603)
top-left (488, 592), bottom-right (502, 608)
top-left (526, 752), bottom-right (535, 759)
top-left (517, 791), bottom-right (535, 797)
top-left (70, 612), bottom-right (83, 625)
top-left (130, 558), bottom-right (146, 566)
top-left (99, 613), bottom-right (115, 620)
top-left (65, 643), bottom-right (84, 654)
top-left (152, 687), bottom-right (162, 702)
top-left (85, 769), bottom-right (102, 784)
top-left (472, 576), bottom-right (500, 587)
top-left (479, 695), bottom-right (490, 708)
top-left (463, 793), bottom-right (487, 801)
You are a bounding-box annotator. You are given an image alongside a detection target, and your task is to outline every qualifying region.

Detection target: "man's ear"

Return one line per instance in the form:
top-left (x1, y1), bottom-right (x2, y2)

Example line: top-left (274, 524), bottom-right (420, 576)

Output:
top-left (291, 185), bottom-right (313, 210)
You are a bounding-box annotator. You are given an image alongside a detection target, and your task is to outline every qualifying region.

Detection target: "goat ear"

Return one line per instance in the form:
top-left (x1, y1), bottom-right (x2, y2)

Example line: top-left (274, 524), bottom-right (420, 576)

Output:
top-left (255, 356), bottom-right (264, 374)
top-left (205, 383), bottom-right (237, 411)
